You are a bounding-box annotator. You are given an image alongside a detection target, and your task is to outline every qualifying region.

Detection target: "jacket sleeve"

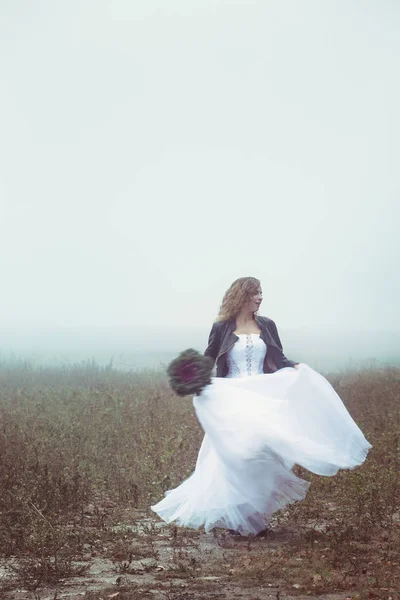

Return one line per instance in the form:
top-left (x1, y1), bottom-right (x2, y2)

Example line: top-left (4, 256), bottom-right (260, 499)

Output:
top-left (269, 320), bottom-right (298, 368)
top-left (204, 322), bottom-right (220, 364)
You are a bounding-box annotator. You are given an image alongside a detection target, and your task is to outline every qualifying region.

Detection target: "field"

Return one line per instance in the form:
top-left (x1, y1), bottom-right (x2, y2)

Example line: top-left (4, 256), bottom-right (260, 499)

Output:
top-left (0, 361), bottom-right (399, 600)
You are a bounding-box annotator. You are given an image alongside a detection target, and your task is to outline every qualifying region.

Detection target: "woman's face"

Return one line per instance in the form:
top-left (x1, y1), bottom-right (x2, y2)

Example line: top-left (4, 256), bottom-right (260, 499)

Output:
top-left (247, 285), bottom-right (263, 314)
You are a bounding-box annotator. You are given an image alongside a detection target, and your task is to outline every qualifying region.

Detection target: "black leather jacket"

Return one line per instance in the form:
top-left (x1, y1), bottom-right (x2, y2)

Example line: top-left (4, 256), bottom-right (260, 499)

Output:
top-left (204, 315), bottom-right (297, 377)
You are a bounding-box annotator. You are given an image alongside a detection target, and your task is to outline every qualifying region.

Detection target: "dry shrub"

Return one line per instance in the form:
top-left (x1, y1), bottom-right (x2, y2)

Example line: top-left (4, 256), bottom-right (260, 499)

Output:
top-left (0, 360), bottom-right (202, 585)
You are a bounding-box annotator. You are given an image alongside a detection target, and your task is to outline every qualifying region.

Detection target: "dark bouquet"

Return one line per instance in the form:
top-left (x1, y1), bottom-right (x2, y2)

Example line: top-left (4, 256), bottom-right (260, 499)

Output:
top-left (167, 348), bottom-right (214, 396)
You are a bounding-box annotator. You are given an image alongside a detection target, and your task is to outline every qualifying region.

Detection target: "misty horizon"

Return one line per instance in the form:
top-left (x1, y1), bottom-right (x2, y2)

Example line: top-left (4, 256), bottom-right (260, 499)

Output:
top-left (1, 324), bottom-right (399, 374)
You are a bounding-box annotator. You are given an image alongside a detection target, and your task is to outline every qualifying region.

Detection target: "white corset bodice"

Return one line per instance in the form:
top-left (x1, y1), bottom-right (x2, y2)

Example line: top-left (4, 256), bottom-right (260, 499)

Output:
top-left (226, 334), bottom-right (267, 378)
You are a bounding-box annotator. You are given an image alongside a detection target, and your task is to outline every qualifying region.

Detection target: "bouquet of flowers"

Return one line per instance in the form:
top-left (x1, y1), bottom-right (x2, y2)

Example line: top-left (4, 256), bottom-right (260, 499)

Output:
top-left (167, 348), bottom-right (214, 396)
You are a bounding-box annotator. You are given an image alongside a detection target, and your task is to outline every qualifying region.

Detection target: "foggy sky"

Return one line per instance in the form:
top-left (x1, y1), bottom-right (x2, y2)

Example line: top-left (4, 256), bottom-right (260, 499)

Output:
top-left (1, 0), bottom-right (399, 333)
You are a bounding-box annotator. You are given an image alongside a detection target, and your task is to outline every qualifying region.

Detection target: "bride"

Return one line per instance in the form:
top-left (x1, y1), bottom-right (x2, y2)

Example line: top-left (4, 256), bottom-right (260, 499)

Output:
top-left (151, 277), bottom-right (371, 536)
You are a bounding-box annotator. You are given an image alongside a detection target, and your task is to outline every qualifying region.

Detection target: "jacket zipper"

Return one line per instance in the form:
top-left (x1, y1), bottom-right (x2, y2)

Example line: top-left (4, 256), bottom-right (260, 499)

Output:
top-left (216, 340), bottom-right (237, 361)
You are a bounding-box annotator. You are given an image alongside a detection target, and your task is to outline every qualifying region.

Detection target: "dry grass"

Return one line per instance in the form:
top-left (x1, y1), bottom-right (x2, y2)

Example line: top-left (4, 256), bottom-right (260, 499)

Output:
top-left (0, 360), bottom-right (399, 598)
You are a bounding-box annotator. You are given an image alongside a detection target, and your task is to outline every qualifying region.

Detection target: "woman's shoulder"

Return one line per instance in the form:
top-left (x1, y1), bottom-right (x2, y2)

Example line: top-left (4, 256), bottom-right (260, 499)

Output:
top-left (210, 319), bottom-right (231, 330)
top-left (257, 315), bottom-right (274, 326)
top-left (211, 316), bottom-right (275, 328)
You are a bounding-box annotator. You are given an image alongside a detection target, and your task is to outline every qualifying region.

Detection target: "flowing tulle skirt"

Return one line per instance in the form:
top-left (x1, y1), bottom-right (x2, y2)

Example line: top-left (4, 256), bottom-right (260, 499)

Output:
top-left (151, 364), bottom-right (371, 535)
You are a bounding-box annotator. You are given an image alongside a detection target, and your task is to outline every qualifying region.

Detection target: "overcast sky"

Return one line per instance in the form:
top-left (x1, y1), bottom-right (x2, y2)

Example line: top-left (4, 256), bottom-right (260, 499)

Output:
top-left (1, 0), bottom-right (399, 333)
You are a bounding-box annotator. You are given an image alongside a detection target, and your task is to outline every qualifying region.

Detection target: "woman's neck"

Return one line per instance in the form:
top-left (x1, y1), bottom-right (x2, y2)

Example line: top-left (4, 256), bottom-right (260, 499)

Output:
top-left (235, 310), bottom-right (256, 328)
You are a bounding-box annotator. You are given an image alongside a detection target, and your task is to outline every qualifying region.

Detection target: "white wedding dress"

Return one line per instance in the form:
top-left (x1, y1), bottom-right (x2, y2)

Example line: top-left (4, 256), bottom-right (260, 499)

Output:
top-left (151, 334), bottom-right (371, 535)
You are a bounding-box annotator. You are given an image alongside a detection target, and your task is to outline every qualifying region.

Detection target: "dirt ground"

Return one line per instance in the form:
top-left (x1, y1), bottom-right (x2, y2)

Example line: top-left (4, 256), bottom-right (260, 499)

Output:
top-left (0, 509), bottom-right (384, 600)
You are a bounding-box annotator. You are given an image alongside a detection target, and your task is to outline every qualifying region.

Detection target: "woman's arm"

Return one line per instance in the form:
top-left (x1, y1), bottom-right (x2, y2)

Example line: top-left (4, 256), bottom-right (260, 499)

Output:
top-left (269, 320), bottom-right (298, 368)
top-left (204, 322), bottom-right (220, 364)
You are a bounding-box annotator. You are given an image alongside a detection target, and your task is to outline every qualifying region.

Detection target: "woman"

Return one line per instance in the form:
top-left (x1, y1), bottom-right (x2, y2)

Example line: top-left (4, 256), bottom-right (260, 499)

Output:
top-left (151, 277), bottom-right (371, 536)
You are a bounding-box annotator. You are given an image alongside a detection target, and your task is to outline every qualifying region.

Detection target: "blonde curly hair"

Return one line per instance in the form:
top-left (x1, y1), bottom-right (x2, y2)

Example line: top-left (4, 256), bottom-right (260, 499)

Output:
top-left (215, 277), bottom-right (261, 322)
